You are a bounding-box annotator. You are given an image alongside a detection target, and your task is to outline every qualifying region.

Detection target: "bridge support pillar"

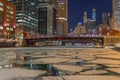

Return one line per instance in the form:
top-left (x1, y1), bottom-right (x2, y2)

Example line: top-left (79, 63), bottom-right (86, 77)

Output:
top-left (103, 36), bottom-right (120, 46)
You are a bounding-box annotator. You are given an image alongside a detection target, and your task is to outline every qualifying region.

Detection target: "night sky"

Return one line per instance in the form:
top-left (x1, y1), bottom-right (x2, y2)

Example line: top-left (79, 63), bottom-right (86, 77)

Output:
top-left (68, 0), bottom-right (112, 32)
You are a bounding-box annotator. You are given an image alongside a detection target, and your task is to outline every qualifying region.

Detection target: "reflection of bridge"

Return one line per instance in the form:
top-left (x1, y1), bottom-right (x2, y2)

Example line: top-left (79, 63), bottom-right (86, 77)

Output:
top-left (25, 36), bottom-right (104, 47)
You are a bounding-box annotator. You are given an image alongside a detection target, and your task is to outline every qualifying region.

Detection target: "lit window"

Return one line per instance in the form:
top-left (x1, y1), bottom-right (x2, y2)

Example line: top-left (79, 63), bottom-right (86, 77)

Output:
top-left (6, 27), bottom-right (9, 30)
top-left (10, 11), bottom-right (13, 14)
top-left (18, 13), bottom-right (22, 15)
top-left (7, 19), bottom-right (10, 21)
top-left (7, 0), bottom-right (12, 1)
top-left (7, 6), bottom-right (11, 9)
top-left (10, 28), bottom-right (13, 31)
top-left (0, 2), bottom-right (3, 6)
top-left (17, 20), bottom-right (22, 22)
top-left (10, 7), bottom-right (13, 10)
top-left (0, 26), bottom-right (3, 29)
top-left (7, 15), bottom-right (9, 17)
top-left (0, 7), bottom-right (3, 11)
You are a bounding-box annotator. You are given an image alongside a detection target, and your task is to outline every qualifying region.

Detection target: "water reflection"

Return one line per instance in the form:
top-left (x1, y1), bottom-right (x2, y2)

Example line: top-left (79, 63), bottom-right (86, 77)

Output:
top-left (22, 64), bottom-right (61, 76)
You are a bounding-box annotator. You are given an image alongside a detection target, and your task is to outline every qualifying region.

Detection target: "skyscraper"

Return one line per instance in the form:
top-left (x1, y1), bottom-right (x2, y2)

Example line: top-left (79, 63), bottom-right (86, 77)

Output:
top-left (84, 12), bottom-right (87, 25)
top-left (51, 0), bottom-right (68, 35)
top-left (92, 9), bottom-right (96, 21)
top-left (38, 6), bottom-right (56, 35)
top-left (0, 0), bottom-right (16, 39)
top-left (86, 19), bottom-right (96, 34)
top-left (37, 0), bottom-right (68, 35)
top-left (83, 12), bottom-right (87, 34)
top-left (112, 0), bottom-right (120, 31)
top-left (7, 0), bottom-right (38, 38)
top-left (37, 0), bottom-right (56, 35)
top-left (102, 13), bottom-right (108, 26)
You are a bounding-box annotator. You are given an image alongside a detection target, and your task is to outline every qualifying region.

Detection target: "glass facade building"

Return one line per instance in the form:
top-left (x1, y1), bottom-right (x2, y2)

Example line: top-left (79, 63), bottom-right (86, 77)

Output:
top-left (92, 9), bottom-right (96, 21)
top-left (86, 19), bottom-right (96, 34)
top-left (7, 0), bottom-right (38, 38)
top-left (37, 0), bottom-right (56, 35)
top-left (38, 6), bottom-right (56, 35)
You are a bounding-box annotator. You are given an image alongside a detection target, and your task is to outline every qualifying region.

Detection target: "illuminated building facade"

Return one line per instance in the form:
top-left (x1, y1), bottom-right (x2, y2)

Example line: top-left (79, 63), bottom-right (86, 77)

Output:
top-left (102, 13), bottom-right (108, 26)
top-left (84, 12), bottom-right (87, 25)
top-left (7, 0), bottom-right (38, 38)
top-left (92, 9), bottom-right (96, 21)
top-left (74, 22), bottom-right (86, 35)
top-left (0, 0), bottom-right (16, 38)
top-left (83, 12), bottom-right (87, 34)
top-left (37, 0), bottom-right (51, 8)
top-left (51, 0), bottom-right (68, 35)
top-left (86, 19), bottom-right (96, 34)
top-left (37, 0), bottom-right (68, 35)
top-left (38, 6), bottom-right (56, 35)
top-left (112, 0), bottom-right (120, 31)
top-left (36, 0), bottom-right (56, 35)
top-left (83, 10), bottom-right (97, 34)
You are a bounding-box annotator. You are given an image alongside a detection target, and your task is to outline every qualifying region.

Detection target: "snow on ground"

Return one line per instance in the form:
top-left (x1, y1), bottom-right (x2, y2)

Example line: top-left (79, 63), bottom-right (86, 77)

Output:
top-left (79, 70), bottom-right (108, 75)
top-left (41, 75), bottom-right (120, 80)
top-left (53, 65), bottom-right (83, 74)
top-left (31, 57), bottom-right (72, 64)
top-left (0, 68), bottom-right (46, 80)
top-left (0, 48), bottom-right (120, 80)
top-left (106, 68), bottom-right (120, 74)
top-left (87, 59), bottom-right (120, 65)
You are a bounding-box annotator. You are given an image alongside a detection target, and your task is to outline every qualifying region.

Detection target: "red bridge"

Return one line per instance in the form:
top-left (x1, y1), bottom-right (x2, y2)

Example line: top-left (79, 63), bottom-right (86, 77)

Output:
top-left (25, 36), bottom-right (104, 47)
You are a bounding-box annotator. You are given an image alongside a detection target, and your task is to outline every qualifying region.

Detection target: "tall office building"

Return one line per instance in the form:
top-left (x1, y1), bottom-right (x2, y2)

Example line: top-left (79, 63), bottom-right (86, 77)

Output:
top-left (7, 0), bottom-right (38, 38)
top-left (108, 13), bottom-right (111, 26)
top-left (102, 13), bottom-right (108, 26)
top-left (86, 19), bottom-right (96, 34)
top-left (84, 12), bottom-right (87, 25)
top-left (51, 0), bottom-right (68, 35)
top-left (83, 12), bottom-right (87, 34)
top-left (112, 0), bottom-right (120, 31)
top-left (37, 0), bottom-right (56, 35)
top-left (37, 0), bottom-right (68, 35)
top-left (92, 9), bottom-right (96, 21)
top-left (38, 6), bottom-right (56, 35)
top-left (0, 0), bottom-right (16, 38)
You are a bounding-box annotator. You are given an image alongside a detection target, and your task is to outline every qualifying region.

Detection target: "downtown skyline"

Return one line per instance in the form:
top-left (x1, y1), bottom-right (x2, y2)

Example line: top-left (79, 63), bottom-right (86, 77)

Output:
top-left (68, 0), bottom-right (112, 32)
top-left (1, 0), bottom-right (119, 37)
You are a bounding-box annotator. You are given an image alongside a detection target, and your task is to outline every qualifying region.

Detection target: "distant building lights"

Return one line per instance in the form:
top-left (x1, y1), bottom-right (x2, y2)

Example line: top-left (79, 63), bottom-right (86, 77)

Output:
top-left (78, 22), bottom-right (82, 25)
top-left (57, 17), bottom-right (67, 21)
top-left (13, 25), bottom-right (16, 28)
top-left (70, 29), bottom-right (73, 32)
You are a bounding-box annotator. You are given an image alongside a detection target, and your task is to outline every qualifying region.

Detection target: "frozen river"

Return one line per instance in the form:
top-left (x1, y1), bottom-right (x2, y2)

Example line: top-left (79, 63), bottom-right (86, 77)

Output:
top-left (0, 47), bottom-right (120, 80)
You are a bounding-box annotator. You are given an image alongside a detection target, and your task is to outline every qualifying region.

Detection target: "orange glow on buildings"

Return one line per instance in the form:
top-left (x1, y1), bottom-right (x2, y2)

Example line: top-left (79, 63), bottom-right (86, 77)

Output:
top-left (0, 0), bottom-right (16, 39)
top-left (51, 0), bottom-right (68, 35)
top-left (112, 0), bottom-right (120, 31)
